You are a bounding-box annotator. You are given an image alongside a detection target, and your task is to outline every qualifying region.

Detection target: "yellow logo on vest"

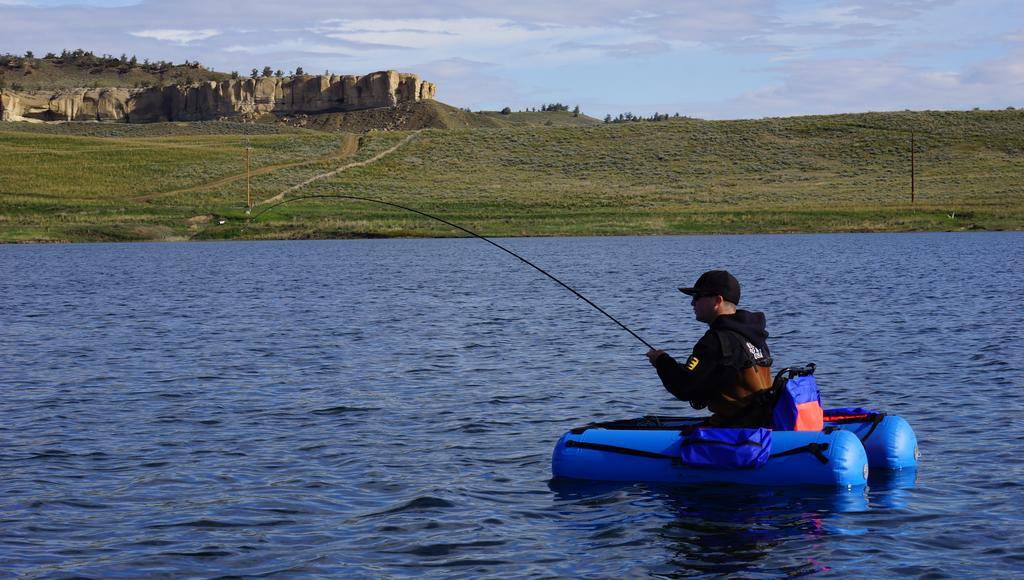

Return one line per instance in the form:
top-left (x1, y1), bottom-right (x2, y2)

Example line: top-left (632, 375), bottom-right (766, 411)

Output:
top-left (686, 356), bottom-right (700, 371)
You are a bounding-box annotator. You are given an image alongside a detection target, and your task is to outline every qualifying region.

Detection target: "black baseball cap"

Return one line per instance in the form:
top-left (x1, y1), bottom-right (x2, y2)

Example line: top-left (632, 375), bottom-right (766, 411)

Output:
top-left (679, 270), bottom-right (741, 304)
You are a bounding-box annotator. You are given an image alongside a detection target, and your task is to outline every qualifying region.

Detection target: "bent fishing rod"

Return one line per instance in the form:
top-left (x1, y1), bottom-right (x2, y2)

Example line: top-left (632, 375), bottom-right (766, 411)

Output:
top-left (247, 194), bottom-right (655, 350)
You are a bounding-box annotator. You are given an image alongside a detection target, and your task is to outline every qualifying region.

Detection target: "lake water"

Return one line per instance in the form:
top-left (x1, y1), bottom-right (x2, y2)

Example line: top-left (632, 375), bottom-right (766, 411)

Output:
top-left (2, 232), bottom-right (1023, 577)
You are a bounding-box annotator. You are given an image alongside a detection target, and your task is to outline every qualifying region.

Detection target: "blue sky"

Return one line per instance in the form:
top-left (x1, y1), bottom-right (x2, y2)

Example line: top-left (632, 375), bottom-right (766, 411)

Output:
top-left (2, 0), bottom-right (1022, 119)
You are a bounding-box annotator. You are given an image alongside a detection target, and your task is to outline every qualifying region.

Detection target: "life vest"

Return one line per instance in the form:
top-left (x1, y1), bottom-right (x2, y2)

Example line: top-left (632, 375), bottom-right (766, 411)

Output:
top-left (707, 330), bottom-right (774, 422)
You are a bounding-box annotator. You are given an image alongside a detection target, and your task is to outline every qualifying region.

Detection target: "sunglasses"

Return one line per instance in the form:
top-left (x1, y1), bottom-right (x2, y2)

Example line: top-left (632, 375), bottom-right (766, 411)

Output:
top-left (690, 293), bottom-right (719, 304)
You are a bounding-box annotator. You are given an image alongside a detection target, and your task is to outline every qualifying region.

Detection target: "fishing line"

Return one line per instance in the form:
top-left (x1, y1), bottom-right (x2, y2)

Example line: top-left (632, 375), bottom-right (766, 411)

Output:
top-left (247, 194), bottom-right (654, 350)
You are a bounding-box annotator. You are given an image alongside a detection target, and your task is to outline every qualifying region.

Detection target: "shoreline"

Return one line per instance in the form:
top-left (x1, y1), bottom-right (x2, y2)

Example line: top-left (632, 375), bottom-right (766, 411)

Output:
top-left (2, 225), bottom-right (1012, 246)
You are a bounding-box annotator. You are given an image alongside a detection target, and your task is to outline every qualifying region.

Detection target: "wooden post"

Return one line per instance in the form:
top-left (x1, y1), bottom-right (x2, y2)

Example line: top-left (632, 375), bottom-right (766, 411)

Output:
top-left (910, 131), bottom-right (915, 204)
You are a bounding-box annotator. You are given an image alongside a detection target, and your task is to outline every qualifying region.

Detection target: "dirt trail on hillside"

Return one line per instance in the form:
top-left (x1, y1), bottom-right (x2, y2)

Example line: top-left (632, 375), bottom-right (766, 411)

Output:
top-left (258, 130), bottom-right (420, 206)
top-left (133, 133), bottom-right (360, 203)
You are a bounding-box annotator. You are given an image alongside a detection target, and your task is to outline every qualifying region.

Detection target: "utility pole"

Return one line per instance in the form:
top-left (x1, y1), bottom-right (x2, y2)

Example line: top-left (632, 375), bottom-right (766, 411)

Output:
top-left (910, 131), bottom-right (915, 204)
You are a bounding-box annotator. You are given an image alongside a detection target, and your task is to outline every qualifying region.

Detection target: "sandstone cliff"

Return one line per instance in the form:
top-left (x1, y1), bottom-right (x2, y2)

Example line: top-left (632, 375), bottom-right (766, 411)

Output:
top-left (0, 71), bottom-right (435, 123)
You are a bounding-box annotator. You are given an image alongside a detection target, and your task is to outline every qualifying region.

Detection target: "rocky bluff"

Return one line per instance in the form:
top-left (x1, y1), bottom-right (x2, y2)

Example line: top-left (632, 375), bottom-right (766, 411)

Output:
top-left (0, 71), bottom-right (435, 122)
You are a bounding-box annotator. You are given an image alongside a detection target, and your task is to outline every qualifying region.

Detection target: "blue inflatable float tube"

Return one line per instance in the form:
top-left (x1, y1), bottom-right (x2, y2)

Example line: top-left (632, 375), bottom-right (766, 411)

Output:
top-left (552, 425), bottom-right (868, 488)
top-left (823, 408), bottom-right (919, 470)
top-left (551, 409), bottom-right (919, 472)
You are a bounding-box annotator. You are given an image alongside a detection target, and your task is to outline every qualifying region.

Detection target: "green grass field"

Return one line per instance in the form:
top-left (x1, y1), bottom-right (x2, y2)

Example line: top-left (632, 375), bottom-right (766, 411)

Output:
top-left (2, 109), bottom-right (1022, 242)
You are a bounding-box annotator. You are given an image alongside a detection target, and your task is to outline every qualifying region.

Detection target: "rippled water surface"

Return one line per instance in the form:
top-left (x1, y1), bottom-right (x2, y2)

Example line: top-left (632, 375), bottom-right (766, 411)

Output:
top-left (3, 233), bottom-right (1023, 577)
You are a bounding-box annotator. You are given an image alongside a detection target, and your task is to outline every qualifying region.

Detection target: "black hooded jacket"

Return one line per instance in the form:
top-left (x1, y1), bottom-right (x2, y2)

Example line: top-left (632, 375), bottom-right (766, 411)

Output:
top-left (653, 309), bottom-right (771, 409)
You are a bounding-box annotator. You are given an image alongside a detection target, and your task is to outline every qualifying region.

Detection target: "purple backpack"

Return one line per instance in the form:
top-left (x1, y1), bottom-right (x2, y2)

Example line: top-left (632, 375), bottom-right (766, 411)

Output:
top-left (679, 427), bottom-right (772, 469)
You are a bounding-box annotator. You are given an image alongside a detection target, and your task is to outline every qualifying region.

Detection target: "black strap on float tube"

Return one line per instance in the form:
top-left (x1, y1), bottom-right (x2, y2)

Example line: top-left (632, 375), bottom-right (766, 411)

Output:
top-left (565, 439), bottom-right (679, 462)
top-left (858, 414), bottom-right (885, 442)
top-left (769, 443), bottom-right (830, 464)
top-left (248, 194), bottom-right (654, 350)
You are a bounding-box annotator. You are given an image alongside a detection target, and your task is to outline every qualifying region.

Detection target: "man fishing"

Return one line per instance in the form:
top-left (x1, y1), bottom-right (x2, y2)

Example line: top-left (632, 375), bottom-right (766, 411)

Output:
top-left (646, 270), bottom-right (775, 427)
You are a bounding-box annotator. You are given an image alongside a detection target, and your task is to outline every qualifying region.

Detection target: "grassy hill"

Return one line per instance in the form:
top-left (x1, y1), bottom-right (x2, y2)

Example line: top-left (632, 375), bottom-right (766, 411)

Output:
top-left (279, 101), bottom-right (602, 132)
top-left (1, 109), bottom-right (1022, 242)
top-left (0, 50), bottom-right (230, 90)
top-left (477, 109), bottom-right (604, 128)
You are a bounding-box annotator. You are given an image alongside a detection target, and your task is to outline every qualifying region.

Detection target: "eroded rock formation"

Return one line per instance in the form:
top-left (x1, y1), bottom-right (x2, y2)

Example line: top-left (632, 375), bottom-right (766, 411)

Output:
top-left (0, 71), bottom-right (435, 123)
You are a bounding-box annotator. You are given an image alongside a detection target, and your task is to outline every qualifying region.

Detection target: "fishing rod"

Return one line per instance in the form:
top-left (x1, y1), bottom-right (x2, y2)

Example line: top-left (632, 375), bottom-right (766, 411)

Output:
top-left (247, 194), bottom-right (655, 350)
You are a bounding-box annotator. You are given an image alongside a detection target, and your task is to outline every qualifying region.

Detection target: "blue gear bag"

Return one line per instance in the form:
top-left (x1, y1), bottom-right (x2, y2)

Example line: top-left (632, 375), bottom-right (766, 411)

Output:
top-left (679, 427), bottom-right (772, 469)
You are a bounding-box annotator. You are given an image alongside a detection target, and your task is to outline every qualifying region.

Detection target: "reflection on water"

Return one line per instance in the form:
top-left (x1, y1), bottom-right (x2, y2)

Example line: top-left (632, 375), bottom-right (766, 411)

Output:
top-left (549, 475), bottom-right (916, 576)
top-left (867, 470), bottom-right (918, 510)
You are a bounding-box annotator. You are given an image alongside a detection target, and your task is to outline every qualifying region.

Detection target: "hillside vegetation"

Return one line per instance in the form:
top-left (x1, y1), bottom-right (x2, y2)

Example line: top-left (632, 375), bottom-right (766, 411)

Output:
top-left (279, 100), bottom-right (603, 132)
top-left (0, 50), bottom-right (230, 90)
top-left (1, 109), bottom-right (1022, 242)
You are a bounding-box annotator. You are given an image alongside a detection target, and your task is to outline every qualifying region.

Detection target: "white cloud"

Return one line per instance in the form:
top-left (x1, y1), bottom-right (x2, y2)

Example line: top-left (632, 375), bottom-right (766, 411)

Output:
top-left (556, 40), bottom-right (673, 58)
top-left (313, 17), bottom-right (656, 59)
top-left (847, 0), bottom-right (959, 20)
top-left (3, 0), bottom-right (139, 4)
top-left (965, 49), bottom-right (1024, 88)
top-left (410, 57), bottom-right (522, 107)
top-left (224, 39), bottom-right (353, 56)
top-left (130, 29), bottom-right (221, 45)
top-left (317, 18), bottom-right (559, 51)
top-left (689, 52), bottom-right (1024, 119)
